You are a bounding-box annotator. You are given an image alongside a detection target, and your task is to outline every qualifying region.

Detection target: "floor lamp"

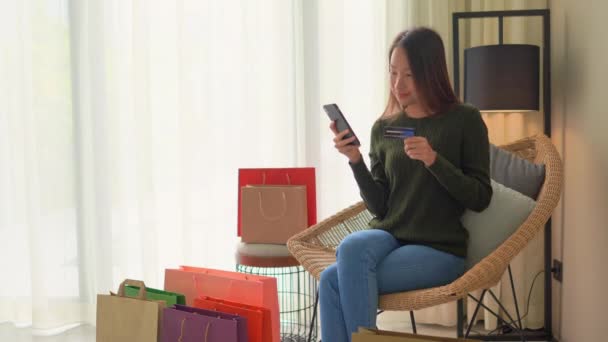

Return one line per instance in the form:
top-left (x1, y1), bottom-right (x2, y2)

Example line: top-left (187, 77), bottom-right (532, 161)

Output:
top-left (452, 9), bottom-right (553, 342)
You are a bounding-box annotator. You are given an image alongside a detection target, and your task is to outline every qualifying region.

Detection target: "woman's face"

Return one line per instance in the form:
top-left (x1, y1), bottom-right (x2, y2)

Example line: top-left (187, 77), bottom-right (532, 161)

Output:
top-left (389, 47), bottom-right (421, 110)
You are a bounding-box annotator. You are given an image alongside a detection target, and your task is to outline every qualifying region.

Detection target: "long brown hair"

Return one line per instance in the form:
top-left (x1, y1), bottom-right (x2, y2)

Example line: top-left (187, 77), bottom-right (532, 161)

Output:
top-left (382, 27), bottom-right (459, 117)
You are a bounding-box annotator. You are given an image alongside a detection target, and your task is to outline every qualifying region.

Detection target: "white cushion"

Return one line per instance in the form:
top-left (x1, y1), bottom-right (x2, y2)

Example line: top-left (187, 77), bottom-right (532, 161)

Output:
top-left (461, 180), bottom-right (536, 270)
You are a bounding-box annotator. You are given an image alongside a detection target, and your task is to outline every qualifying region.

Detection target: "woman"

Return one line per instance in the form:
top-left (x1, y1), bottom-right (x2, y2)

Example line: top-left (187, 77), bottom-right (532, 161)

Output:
top-left (321, 27), bottom-right (493, 341)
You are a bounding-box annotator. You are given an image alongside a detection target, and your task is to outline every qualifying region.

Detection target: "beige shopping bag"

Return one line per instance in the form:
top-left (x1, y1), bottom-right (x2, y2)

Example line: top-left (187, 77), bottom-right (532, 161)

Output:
top-left (240, 185), bottom-right (308, 244)
top-left (352, 327), bottom-right (477, 342)
top-left (96, 279), bottom-right (165, 342)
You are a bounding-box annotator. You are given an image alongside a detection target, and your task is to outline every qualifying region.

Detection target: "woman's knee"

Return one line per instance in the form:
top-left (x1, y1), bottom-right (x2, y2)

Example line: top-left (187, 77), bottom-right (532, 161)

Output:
top-left (337, 229), bottom-right (397, 260)
top-left (319, 264), bottom-right (339, 291)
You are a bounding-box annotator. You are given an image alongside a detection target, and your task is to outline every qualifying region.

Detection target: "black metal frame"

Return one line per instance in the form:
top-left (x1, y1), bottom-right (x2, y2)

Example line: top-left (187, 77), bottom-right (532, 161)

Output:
top-left (308, 291), bottom-right (318, 342)
top-left (458, 266), bottom-right (550, 341)
top-left (453, 9), bottom-right (553, 342)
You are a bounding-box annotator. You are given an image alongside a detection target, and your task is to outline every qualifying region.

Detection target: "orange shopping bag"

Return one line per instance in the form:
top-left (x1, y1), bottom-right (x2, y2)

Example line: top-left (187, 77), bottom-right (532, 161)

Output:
top-left (164, 266), bottom-right (280, 342)
top-left (194, 296), bottom-right (267, 342)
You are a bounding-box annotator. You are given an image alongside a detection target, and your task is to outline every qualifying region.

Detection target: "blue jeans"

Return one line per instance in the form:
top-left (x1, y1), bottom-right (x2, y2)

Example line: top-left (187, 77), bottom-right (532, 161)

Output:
top-left (319, 229), bottom-right (465, 342)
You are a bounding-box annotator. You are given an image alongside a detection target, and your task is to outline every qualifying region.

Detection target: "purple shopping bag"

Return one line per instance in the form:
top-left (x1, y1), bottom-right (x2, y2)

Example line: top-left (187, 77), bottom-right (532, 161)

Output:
top-left (162, 305), bottom-right (248, 342)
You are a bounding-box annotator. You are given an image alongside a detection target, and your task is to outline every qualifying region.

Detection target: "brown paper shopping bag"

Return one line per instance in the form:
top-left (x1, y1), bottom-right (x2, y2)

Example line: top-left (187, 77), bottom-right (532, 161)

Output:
top-left (240, 184), bottom-right (308, 244)
top-left (96, 279), bottom-right (166, 342)
top-left (352, 327), bottom-right (477, 342)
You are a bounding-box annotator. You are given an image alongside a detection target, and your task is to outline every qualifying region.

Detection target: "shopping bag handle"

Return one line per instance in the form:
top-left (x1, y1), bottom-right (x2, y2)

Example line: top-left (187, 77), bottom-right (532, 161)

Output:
top-left (193, 275), bottom-right (238, 298)
top-left (192, 274), bottom-right (250, 299)
top-left (258, 191), bottom-right (287, 221)
top-left (177, 318), bottom-right (210, 342)
top-left (117, 279), bottom-right (148, 299)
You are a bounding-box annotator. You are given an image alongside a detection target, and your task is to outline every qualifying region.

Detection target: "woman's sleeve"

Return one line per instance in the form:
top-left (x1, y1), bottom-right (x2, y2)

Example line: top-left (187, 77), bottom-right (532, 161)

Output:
top-left (349, 122), bottom-right (390, 217)
top-left (426, 109), bottom-right (493, 212)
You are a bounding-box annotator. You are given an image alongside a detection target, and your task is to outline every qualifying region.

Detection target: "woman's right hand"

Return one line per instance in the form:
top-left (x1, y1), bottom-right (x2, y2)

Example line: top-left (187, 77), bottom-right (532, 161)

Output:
top-left (330, 121), bottom-right (362, 164)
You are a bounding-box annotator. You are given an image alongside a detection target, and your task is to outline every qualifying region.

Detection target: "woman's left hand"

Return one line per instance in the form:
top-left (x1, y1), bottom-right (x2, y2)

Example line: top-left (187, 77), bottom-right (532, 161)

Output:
top-left (404, 136), bottom-right (437, 167)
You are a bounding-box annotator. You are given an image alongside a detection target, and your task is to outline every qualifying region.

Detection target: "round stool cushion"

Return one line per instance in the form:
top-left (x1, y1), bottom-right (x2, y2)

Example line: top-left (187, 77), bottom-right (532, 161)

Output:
top-left (236, 242), bottom-right (300, 267)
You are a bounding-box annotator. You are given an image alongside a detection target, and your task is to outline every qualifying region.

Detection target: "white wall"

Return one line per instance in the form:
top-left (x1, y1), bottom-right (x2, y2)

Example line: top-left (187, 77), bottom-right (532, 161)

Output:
top-left (550, 0), bottom-right (608, 341)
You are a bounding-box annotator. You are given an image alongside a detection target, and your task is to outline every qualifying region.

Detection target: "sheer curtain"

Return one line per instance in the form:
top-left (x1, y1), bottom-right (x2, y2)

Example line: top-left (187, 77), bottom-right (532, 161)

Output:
top-left (305, 0), bottom-right (388, 219)
top-left (0, 0), bottom-right (389, 331)
top-left (0, 0), bottom-right (80, 330)
top-left (1, 0), bottom-right (307, 330)
top-left (67, 0), bottom-right (312, 326)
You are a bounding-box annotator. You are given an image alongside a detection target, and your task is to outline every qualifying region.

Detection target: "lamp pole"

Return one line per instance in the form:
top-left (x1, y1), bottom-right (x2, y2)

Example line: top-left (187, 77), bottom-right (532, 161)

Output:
top-left (452, 9), bottom-right (553, 341)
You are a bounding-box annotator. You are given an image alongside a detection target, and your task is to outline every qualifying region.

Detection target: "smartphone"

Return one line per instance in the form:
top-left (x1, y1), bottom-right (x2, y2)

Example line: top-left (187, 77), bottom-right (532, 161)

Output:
top-left (323, 103), bottom-right (361, 146)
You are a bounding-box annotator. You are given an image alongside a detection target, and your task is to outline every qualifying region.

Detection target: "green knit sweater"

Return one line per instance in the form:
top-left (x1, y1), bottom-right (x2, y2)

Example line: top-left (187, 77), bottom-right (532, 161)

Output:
top-left (349, 103), bottom-right (492, 257)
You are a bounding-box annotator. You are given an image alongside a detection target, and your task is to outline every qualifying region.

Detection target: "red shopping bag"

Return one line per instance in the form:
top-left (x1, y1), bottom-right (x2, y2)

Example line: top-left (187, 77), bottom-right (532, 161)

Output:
top-left (164, 266), bottom-right (280, 342)
top-left (237, 167), bottom-right (316, 236)
top-left (194, 296), bottom-right (267, 342)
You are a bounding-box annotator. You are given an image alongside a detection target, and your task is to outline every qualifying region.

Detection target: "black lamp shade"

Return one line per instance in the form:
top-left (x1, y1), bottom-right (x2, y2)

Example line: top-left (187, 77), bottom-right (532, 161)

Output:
top-left (464, 44), bottom-right (540, 112)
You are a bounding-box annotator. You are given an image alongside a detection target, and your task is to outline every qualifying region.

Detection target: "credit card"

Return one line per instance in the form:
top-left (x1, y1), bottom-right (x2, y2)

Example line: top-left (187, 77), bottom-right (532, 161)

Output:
top-left (383, 126), bottom-right (415, 139)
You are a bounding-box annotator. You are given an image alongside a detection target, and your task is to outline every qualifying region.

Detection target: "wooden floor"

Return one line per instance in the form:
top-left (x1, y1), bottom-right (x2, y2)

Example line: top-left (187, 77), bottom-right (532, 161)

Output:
top-left (0, 316), bottom-right (550, 342)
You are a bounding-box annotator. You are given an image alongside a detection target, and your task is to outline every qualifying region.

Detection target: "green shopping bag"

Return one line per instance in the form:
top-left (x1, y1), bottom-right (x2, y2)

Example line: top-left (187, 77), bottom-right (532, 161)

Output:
top-left (125, 285), bottom-right (186, 307)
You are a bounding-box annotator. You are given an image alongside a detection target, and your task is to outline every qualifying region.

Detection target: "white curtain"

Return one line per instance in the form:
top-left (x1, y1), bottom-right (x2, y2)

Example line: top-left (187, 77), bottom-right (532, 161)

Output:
top-left (0, 0), bottom-right (388, 332)
top-left (0, 0), bottom-right (81, 330)
top-left (1, 0), bottom-right (307, 330)
top-left (0, 0), bottom-right (548, 334)
top-left (307, 0), bottom-right (389, 219)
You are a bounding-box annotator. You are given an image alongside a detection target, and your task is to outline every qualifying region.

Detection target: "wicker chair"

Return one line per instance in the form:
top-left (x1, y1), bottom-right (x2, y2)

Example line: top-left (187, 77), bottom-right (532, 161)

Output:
top-left (287, 134), bottom-right (563, 340)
